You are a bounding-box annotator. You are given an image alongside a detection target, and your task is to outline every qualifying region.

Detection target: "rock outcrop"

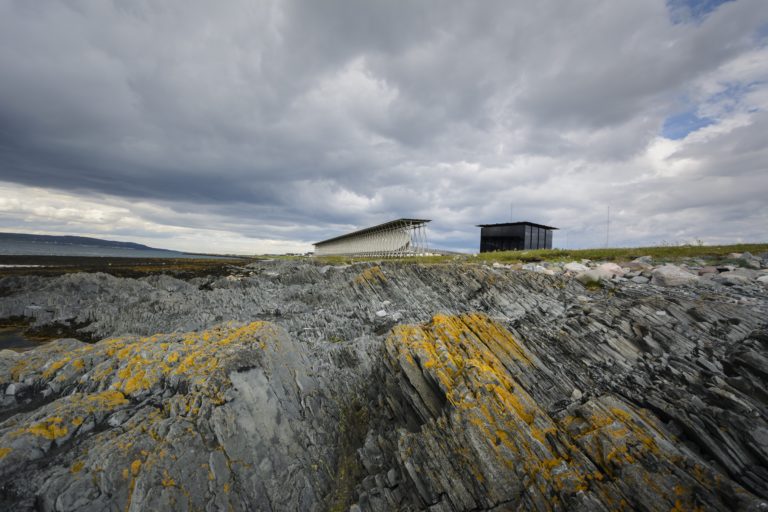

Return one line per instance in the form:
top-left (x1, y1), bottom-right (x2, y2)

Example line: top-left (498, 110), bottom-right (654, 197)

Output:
top-left (376, 313), bottom-right (767, 511)
top-left (0, 322), bottom-right (381, 511)
top-left (0, 261), bottom-right (767, 510)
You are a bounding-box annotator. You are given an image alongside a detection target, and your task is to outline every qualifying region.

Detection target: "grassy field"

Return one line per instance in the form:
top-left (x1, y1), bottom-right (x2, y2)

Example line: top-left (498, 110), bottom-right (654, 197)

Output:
top-left (312, 254), bottom-right (452, 265)
top-left (474, 243), bottom-right (768, 264)
top-left (2, 243), bottom-right (765, 278)
top-left (314, 243), bottom-right (768, 266)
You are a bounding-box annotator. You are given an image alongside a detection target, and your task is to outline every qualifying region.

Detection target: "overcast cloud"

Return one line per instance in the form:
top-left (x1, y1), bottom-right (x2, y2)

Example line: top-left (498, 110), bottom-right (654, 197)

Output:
top-left (0, 0), bottom-right (766, 254)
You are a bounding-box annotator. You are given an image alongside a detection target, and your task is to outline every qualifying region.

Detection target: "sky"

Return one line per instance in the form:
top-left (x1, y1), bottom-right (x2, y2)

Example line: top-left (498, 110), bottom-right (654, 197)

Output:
top-left (0, 0), bottom-right (767, 254)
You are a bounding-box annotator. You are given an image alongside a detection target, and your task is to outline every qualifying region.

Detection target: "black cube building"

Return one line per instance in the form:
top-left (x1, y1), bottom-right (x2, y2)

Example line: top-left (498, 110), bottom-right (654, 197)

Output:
top-left (477, 222), bottom-right (558, 252)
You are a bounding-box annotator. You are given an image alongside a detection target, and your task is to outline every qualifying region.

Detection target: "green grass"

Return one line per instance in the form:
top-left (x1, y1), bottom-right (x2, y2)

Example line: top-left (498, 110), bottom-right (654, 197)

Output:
top-left (313, 254), bottom-right (456, 265)
top-left (473, 243), bottom-right (768, 264)
top-left (249, 254), bottom-right (307, 261)
top-left (310, 243), bottom-right (768, 266)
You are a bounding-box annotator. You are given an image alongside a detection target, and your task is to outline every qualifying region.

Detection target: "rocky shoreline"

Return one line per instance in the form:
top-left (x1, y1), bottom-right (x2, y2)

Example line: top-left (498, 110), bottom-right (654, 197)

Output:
top-left (0, 255), bottom-right (766, 510)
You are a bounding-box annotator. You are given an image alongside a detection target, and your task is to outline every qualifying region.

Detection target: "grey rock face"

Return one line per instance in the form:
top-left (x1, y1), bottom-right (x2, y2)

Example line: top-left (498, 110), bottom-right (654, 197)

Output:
top-left (0, 261), bottom-right (767, 511)
top-left (633, 256), bottom-right (653, 265)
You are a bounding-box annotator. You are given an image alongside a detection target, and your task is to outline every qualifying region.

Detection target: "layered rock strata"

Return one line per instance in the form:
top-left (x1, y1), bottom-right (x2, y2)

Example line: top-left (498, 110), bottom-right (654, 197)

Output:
top-left (0, 322), bottom-right (380, 511)
top-left (0, 261), bottom-right (766, 510)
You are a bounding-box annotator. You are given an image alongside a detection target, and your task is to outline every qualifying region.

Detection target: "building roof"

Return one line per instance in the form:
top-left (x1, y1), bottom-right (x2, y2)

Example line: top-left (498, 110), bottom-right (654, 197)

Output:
top-left (314, 218), bottom-right (431, 246)
top-left (476, 221), bottom-right (558, 230)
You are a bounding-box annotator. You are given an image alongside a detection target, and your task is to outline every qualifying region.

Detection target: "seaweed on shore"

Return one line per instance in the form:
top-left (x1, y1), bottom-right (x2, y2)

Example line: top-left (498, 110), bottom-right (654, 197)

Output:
top-left (0, 256), bottom-right (253, 280)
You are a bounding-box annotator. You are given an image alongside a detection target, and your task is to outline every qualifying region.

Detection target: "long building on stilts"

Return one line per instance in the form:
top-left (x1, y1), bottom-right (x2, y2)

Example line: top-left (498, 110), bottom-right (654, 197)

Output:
top-left (313, 218), bottom-right (430, 257)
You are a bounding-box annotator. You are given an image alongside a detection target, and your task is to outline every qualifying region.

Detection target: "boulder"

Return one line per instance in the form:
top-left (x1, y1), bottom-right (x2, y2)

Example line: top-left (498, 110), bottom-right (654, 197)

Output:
top-left (575, 269), bottom-right (610, 285)
top-left (596, 262), bottom-right (625, 277)
top-left (4, 382), bottom-right (26, 396)
top-left (522, 263), bottom-right (554, 275)
top-left (713, 271), bottom-right (751, 287)
top-left (740, 252), bottom-right (762, 269)
top-left (651, 265), bottom-right (699, 287)
top-left (625, 261), bottom-right (652, 271)
top-left (563, 262), bottom-right (589, 273)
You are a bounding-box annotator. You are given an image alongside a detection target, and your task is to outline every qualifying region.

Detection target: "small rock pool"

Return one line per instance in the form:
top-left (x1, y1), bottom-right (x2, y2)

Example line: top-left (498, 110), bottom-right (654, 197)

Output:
top-left (0, 328), bottom-right (40, 352)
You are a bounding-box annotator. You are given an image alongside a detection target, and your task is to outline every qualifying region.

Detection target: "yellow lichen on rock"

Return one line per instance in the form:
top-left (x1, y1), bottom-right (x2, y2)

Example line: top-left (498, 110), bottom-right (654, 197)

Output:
top-left (10, 359), bottom-right (29, 381)
top-left (130, 459), bottom-right (142, 477)
top-left (354, 266), bottom-right (387, 286)
top-left (386, 313), bottom-right (591, 502)
top-left (42, 358), bottom-right (70, 378)
top-left (4, 390), bottom-right (130, 450)
top-left (215, 321), bottom-right (269, 346)
top-left (387, 313), bottom-right (538, 420)
top-left (559, 402), bottom-right (665, 473)
top-left (161, 469), bottom-right (176, 487)
top-left (0, 319), bottom-right (281, 508)
top-left (96, 322), bottom-right (269, 398)
top-left (384, 312), bottom-right (737, 510)
top-left (24, 417), bottom-right (68, 440)
top-left (552, 397), bottom-right (718, 510)
top-left (86, 390), bottom-right (129, 409)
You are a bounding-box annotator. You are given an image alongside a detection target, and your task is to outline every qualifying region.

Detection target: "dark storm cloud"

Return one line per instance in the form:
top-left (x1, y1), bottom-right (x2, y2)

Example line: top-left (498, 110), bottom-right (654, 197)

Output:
top-left (0, 0), bottom-right (767, 253)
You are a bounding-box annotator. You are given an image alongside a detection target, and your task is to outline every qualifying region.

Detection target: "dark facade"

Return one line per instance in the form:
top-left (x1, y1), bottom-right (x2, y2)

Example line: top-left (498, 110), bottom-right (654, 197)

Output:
top-left (477, 222), bottom-right (557, 252)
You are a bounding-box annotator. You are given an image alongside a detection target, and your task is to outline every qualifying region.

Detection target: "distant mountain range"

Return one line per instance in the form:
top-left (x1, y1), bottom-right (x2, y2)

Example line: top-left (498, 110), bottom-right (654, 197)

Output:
top-left (0, 233), bottom-right (236, 259)
top-left (0, 232), bottom-right (168, 252)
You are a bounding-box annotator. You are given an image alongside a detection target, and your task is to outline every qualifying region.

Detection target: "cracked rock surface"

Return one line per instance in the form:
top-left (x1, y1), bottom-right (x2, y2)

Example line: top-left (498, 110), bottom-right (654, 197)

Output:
top-left (0, 260), bottom-right (767, 511)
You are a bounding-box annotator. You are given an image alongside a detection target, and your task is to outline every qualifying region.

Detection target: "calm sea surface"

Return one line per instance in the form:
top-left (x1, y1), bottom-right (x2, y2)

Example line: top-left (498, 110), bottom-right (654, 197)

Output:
top-left (0, 240), bottom-right (227, 259)
top-left (0, 329), bottom-right (39, 352)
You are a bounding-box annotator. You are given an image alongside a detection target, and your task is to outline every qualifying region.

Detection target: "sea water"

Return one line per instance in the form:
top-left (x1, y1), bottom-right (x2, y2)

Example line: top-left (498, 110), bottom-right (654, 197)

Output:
top-left (0, 329), bottom-right (39, 351)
